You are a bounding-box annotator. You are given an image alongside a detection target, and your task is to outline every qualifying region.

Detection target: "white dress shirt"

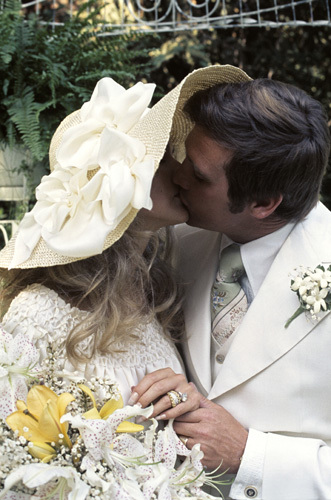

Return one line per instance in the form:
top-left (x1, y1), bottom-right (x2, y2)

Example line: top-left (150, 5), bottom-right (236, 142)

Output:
top-left (211, 223), bottom-right (294, 383)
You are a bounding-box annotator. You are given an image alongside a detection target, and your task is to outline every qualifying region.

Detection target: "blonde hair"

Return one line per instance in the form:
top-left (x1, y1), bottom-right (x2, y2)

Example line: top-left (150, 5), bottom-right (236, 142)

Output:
top-left (0, 224), bottom-right (184, 365)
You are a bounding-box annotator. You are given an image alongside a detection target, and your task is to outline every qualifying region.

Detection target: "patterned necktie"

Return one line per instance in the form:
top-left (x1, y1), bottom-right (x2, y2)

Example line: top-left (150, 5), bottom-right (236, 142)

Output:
top-left (211, 244), bottom-right (248, 347)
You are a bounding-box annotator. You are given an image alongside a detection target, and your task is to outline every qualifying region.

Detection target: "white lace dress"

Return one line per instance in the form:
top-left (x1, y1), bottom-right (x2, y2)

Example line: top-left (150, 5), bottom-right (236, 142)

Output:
top-left (2, 283), bottom-right (185, 403)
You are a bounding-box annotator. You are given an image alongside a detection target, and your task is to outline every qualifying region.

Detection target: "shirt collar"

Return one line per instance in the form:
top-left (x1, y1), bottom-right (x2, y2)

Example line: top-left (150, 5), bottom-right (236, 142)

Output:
top-left (220, 223), bottom-right (295, 297)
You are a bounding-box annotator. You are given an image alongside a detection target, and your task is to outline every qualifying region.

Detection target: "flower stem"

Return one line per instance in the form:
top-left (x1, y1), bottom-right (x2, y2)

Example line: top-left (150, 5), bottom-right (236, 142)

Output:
top-left (285, 306), bottom-right (305, 329)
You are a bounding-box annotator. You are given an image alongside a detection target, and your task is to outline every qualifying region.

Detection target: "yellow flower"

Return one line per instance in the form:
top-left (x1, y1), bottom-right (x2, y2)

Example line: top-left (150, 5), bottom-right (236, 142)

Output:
top-left (28, 442), bottom-right (57, 463)
top-left (78, 384), bottom-right (144, 433)
top-left (6, 385), bottom-right (75, 462)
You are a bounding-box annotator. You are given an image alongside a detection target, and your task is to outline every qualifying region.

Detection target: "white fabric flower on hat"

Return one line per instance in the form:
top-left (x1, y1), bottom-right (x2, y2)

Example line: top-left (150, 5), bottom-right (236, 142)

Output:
top-left (57, 78), bottom-right (155, 171)
top-left (10, 78), bottom-right (156, 267)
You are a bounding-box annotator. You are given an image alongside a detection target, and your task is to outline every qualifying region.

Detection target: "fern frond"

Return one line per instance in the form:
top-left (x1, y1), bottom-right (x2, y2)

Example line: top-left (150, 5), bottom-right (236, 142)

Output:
top-left (5, 87), bottom-right (53, 160)
top-left (1, 0), bottom-right (21, 12)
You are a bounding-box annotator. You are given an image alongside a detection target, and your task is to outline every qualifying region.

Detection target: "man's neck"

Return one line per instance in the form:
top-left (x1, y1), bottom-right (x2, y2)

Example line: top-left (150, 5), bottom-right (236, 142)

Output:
top-left (228, 218), bottom-right (288, 244)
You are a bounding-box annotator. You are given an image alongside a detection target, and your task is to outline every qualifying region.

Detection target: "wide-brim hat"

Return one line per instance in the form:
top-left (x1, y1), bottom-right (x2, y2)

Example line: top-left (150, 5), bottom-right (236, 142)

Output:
top-left (0, 64), bottom-right (251, 269)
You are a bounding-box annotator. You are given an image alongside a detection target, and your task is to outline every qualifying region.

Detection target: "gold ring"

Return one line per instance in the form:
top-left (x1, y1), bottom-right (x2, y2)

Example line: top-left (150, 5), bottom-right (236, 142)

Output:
top-left (167, 390), bottom-right (181, 407)
top-left (180, 436), bottom-right (188, 446)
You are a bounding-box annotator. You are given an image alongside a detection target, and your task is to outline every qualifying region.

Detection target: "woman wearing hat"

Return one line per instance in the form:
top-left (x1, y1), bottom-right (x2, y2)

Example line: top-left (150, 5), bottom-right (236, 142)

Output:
top-left (0, 65), bottom-right (251, 411)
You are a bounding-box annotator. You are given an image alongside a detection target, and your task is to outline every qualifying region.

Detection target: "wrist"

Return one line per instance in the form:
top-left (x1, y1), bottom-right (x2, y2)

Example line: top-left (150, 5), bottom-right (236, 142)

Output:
top-left (231, 428), bottom-right (249, 474)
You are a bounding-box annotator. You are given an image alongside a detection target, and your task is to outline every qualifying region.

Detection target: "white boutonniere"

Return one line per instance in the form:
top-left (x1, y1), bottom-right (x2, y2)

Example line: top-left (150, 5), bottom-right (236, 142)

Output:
top-left (285, 264), bottom-right (331, 328)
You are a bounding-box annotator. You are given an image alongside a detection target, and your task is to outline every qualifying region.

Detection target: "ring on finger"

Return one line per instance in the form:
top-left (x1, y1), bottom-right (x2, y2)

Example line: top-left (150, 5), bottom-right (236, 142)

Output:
top-left (167, 390), bottom-right (181, 407)
top-left (179, 436), bottom-right (189, 446)
top-left (167, 390), bottom-right (188, 407)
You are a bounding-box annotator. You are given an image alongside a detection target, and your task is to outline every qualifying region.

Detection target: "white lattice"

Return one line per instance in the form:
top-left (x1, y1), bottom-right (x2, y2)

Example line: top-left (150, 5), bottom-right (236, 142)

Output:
top-left (20, 0), bottom-right (331, 32)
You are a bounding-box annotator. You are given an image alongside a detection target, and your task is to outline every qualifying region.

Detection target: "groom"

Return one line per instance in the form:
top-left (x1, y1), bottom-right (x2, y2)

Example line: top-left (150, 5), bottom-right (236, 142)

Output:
top-left (172, 78), bottom-right (331, 498)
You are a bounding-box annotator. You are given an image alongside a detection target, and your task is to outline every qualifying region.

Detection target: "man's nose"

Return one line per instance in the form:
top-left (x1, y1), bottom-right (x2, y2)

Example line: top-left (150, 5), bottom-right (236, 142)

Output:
top-left (173, 158), bottom-right (191, 190)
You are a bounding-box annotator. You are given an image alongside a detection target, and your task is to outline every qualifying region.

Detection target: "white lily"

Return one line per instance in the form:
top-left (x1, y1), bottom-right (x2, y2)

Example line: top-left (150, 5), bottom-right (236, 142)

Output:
top-left (82, 454), bottom-right (145, 500)
top-left (61, 403), bottom-right (153, 465)
top-left (142, 463), bottom-right (172, 500)
top-left (0, 463), bottom-right (89, 500)
top-left (80, 454), bottom-right (112, 493)
top-left (135, 419), bottom-right (196, 499)
top-left (0, 329), bottom-right (40, 419)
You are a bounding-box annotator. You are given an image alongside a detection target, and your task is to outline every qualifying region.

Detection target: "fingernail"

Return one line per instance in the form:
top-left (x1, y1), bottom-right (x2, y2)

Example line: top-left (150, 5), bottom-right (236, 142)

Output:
top-left (136, 416), bottom-right (147, 424)
top-left (128, 392), bottom-right (139, 405)
top-left (156, 414), bottom-right (167, 421)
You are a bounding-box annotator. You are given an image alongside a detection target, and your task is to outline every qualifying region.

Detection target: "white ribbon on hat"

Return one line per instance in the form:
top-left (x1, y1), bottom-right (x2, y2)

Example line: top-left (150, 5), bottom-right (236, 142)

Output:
top-left (10, 78), bottom-right (156, 268)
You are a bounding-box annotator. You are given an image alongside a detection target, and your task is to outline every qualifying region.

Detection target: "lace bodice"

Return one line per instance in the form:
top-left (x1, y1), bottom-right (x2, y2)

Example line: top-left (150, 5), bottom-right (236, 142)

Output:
top-left (2, 284), bottom-right (184, 403)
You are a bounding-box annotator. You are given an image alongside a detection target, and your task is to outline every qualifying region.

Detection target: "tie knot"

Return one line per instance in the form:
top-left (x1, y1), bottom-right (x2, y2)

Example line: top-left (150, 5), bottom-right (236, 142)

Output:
top-left (217, 244), bottom-right (245, 283)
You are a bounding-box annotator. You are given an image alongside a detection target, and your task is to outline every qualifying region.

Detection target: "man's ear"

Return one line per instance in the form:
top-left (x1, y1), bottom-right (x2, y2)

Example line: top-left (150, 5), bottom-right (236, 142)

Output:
top-left (249, 194), bottom-right (283, 219)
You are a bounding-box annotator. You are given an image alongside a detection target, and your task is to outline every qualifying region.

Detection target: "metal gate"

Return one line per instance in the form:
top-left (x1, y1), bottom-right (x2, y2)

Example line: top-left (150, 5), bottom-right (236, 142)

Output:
top-left (21, 0), bottom-right (331, 32)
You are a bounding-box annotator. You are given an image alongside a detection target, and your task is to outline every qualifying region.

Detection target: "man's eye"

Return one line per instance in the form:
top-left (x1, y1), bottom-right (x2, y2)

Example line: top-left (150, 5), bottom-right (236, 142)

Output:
top-left (194, 172), bottom-right (207, 182)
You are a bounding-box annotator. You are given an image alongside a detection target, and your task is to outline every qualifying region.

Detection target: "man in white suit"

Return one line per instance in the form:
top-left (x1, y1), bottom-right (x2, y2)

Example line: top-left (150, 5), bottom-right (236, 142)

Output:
top-left (170, 78), bottom-right (331, 499)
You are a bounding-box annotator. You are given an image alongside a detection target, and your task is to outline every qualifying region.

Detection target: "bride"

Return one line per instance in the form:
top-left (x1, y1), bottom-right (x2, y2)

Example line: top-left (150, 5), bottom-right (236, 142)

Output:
top-left (0, 76), bottom-right (197, 409)
top-left (0, 64), bottom-right (238, 417)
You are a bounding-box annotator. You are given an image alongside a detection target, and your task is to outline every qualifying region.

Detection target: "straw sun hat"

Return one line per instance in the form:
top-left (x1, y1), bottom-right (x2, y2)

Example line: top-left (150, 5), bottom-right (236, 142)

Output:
top-left (0, 64), bottom-right (251, 269)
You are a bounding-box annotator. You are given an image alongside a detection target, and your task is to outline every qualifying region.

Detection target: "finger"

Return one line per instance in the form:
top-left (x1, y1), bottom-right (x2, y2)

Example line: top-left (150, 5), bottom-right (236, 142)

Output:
top-left (128, 368), bottom-right (180, 405)
top-left (130, 368), bottom-right (175, 400)
top-left (173, 408), bottom-right (203, 423)
top-left (150, 382), bottom-right (200, 418)
top-left (173, 421), bottom-right (199, 440)
top-left (136, 373), bottom-right (187, 408)
top-left (144, 386), bottom-right (191, 418)
top-left (154, 385), bottom-right (203, 420)
top-left (179, 435), bottom-right (191, 449)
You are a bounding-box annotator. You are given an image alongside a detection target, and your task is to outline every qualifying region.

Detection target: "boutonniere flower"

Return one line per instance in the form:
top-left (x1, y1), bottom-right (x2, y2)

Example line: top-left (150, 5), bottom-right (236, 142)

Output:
top-left (285, 264), bottom-right (331, 328)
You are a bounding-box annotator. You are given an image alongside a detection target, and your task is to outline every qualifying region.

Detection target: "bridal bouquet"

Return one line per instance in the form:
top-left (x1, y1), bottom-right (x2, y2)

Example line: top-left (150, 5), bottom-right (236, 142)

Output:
top-left (0, 327), bottom-right (225, 499)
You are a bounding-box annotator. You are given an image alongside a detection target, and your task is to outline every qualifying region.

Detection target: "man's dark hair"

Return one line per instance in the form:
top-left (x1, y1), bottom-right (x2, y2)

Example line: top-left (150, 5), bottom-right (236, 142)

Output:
top-left (184, 79), bottom-right (330, 222)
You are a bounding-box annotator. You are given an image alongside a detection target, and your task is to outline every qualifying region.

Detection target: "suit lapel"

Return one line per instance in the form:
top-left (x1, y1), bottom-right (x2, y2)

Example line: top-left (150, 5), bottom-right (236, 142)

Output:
top-left (180, 229), bottom-right (221, 395)
top-left (208, 204), bottom-right (331, 400)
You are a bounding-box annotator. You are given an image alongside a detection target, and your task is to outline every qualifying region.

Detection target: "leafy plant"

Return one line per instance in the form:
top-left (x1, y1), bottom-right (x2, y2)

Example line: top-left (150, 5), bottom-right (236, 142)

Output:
top-left (0, 0), bottom-right (155, 205)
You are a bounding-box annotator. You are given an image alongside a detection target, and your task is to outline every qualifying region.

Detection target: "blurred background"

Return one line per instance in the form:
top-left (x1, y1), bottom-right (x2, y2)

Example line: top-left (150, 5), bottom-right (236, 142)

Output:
top-left (0, 0), bottom-right (330, 246)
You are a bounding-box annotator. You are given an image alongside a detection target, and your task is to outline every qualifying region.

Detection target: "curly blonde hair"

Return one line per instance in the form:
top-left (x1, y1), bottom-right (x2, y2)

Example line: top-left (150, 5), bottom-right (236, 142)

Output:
top-left (0, 224), bottom-right (184, 365)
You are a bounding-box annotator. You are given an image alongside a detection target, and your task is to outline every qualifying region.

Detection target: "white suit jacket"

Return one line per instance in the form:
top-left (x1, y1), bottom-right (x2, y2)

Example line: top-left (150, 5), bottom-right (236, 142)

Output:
top-left (175, 202), bottom-right (331, 499)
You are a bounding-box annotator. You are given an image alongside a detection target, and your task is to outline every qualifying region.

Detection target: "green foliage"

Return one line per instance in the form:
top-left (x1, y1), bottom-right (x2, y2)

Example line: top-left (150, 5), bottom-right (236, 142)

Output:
top-left (0, 0), bottom-right (155, 206)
